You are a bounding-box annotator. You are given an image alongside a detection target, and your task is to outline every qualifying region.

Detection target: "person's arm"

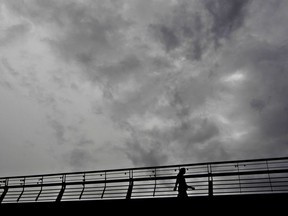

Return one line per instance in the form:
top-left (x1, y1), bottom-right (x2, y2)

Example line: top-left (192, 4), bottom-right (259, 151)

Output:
top-left (188, 185), bottom-right (195, 190)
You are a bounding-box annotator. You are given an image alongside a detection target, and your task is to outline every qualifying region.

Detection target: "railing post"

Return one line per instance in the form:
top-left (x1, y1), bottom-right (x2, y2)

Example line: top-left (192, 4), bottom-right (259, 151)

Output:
top-left (101, 172), bottom-right (107, 199)
top-left (235, 163), bottom-right (242, 193)
top-left (0, 179), bottom-right (9, 204)
top-left (266, 160), bottom-right (273, 192)
top-left (17, 178), bottom-right (25, 202)
top-left (56, 174), bottom-right (66, 202)
top-left (208, 164), bottom-right (213, 197)
top-left (208, 178), bottom-right (213, 197)
top-left (79, 173), bottom-right (85, 200)
top-left (153, 168), bottom-right (157, 197)
top-left (35, 176), bottom-right (43, 201)
top-left (126, 170), bottom-right (133, 199)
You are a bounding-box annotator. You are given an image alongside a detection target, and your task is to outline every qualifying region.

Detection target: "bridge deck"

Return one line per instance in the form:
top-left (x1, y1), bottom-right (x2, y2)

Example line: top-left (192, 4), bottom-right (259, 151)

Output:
top-left (1, 193), bottom-right (287, 214)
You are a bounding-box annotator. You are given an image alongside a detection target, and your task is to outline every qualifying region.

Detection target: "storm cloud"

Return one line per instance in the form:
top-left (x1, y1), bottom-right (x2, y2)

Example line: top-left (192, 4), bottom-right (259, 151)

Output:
top-left (1, 0), bottom-right (288, 174)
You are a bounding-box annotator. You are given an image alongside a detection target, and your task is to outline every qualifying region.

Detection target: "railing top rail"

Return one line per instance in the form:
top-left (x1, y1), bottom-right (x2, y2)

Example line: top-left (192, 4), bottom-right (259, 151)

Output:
top-left (2, 168), bottom-right (288, 190)
top-left (1, 156), bottom-right (288, 180)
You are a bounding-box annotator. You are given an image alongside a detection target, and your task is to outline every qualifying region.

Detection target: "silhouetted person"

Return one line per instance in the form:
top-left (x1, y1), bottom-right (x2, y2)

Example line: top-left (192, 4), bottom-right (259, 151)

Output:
top-left (174, 168), bottom-right (195, 198)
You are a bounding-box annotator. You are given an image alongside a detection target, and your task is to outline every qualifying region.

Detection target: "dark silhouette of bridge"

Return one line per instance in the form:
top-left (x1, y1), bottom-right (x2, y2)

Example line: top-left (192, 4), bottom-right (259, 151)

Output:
top-left (1, 157), bottom-right (288, 214)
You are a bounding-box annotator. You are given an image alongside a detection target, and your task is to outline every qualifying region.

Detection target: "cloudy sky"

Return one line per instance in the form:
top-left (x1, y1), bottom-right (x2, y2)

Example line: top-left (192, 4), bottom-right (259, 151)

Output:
top-left (1, 0), bottom-right (288, 177)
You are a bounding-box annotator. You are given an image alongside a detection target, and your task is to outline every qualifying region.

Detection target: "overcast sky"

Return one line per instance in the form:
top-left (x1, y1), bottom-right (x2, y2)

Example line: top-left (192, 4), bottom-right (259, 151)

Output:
top-left (1, 0), bottom-right (288, 177)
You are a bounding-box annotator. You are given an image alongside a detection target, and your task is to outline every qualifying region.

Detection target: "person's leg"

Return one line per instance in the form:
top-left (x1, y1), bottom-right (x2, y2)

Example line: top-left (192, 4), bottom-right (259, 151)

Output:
top-left (178, 190), bottom-right (188, 199)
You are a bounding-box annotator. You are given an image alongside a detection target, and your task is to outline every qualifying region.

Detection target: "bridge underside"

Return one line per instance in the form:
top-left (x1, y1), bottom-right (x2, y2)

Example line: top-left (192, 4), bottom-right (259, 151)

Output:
top-left (1, 193), bottom-right (287, 214)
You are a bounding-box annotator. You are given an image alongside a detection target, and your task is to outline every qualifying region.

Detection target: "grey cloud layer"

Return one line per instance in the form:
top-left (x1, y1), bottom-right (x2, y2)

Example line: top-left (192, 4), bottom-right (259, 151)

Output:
top-left (3, 0), bottom-right (288, 167)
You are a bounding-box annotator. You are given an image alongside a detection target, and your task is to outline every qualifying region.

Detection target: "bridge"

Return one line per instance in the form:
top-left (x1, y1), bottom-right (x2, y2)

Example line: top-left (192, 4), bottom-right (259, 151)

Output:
top-left (0, 156), bottom-right (288, 214)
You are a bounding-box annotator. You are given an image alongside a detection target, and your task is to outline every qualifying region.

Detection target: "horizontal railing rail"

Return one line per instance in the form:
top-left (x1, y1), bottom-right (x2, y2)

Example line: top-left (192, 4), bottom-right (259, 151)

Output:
top-left (1, 156), bottom-right (288, 203)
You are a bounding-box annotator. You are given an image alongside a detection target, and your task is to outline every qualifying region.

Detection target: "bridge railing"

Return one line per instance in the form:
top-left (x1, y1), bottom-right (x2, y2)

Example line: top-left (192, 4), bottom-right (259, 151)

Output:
top-left (1, 157), bottom-right (288, 203)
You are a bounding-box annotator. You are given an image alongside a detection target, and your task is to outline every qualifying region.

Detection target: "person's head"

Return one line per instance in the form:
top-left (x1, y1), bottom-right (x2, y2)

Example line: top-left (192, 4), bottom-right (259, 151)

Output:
top-left (179, 168), bottom-right (186, 175)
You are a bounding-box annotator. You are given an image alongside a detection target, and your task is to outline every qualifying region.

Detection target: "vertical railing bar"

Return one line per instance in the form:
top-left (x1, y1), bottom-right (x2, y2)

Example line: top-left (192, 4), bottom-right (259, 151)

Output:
top-left (101, 172), bottom-right (106, 199)
top-left (208, 164), bottom-right (213, 197)
top-left (126, 170), bottom-right (133, 199)
top-left (17, 177), bottom-right (25, 202)
top-left (153, 168), bottom-right (157, 197)
top-left (206, 164), bottom-right (209, 196)
top-left (79, 173), bottom-right (85, 200)
top-left (235, 163), bottom-right (242, 193)
top-left (56, 174), bottom-right (66, 202)
top-left (35, 176), bottom-right (43, 201)
top-left (0, 178), bottom-right (9, 204)
top-left (266, 160), bottom-right (273, 192)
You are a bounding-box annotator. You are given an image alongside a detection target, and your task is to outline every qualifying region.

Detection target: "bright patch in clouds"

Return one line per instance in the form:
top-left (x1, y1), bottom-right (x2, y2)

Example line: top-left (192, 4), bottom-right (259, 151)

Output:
top-left (223, 71), bottom-right (245, 83)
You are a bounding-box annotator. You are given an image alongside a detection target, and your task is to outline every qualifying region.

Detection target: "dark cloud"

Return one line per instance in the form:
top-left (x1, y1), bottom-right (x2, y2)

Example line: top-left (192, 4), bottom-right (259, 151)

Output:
top-left (0, 23), bottom-right (30, 46)
top-left (213, 27), bottom-right (288, 158)
top-left (122, 115), bottom-right (221, 167)
top-left (149, 1), bottom-right (205, 61)
top-left (68, 148), bottom-right (93, 168)
top-left (250, 98), bottom-right (266, 112)
top-left (115, 1), bottom-right (252, 165)
top-left (47, 117), bottom-right (67, 145)
top-left (125, 136), bottom-right (168, 167)
top-left (98, 55), bottom-right (142, 84)
top-left (1, 58), bottom-right (20, 77)
top-left (188, 119), bottom-right (220, 144)
top-left (170, 118), bottom-right (220, 156)
top-left (0, 58), bottom-right (19, 89)
top-left (191, 139), bottom-right (230, 163)
top-left (4, 0), bottom-right (130, 65)
top-left (125, 0), bottom-right (288, 164)
top-left (204, 0), bottom-right (251, 46)
top-left (150, 24), bottom-right (180, 52)
top-left (149, 0), bottom-right (251, 61)
top-left (3, 0), bottom-right (288, 170)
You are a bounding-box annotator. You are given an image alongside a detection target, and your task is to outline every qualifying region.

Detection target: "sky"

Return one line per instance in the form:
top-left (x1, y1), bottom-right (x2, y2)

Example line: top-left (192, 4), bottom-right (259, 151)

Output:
top-left (1, 0), bottom-right (288, 177)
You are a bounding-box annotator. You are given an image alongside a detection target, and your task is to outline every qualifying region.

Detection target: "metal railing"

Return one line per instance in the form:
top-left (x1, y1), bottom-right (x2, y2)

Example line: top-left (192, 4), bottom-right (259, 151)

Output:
top-left (1, 157), bottom-right (288, 203)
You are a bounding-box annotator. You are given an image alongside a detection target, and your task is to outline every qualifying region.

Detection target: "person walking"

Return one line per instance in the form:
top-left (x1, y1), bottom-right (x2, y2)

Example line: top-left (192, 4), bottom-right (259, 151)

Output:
top-left (174, 168), bottom-right (195, 198)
